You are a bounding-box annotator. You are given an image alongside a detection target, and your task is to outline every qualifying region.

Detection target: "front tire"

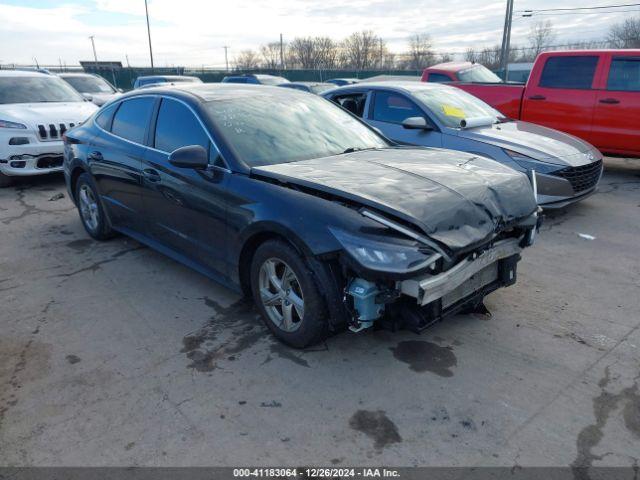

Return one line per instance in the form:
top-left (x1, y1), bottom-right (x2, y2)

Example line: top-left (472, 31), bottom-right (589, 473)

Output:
top-left (0, 172), bottom-right (13, 188)
top-left (75, 173), bottom-right (114, 240)
top-left (250, 240), bottom-right (329, 348)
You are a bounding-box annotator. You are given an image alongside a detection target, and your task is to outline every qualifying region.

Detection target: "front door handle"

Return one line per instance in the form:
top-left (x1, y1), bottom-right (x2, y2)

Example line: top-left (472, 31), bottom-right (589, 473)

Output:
top-left (88, 151), bottom-right (103, 161)
top-left (142, 168), bottom-right (161, 183)
top-left (528, 95), bottom-right (546, 100)
top-left (599, 98), bottom-right (620, 104)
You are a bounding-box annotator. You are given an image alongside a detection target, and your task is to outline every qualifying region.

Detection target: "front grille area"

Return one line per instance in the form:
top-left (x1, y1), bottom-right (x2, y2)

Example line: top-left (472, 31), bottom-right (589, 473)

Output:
top-left (37, 122), bottom-right (76, 141)
top-left (36, 155), bottom-right (63, 169)
top-left (553, 159), bottom-right (603, 193)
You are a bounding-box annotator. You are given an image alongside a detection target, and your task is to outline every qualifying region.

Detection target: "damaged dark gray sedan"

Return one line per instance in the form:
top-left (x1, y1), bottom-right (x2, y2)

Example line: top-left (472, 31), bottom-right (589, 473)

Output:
top-left (64, 84), bottom-right (540, 347)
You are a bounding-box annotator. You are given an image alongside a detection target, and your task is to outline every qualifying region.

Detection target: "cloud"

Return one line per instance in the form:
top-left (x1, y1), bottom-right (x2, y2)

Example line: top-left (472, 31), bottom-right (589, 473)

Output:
top-left (0, 0), bottom-right (631, 67)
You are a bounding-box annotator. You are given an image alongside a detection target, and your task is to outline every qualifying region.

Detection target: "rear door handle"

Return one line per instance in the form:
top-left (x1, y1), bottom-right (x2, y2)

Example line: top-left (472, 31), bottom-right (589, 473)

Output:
top-left (528, 95), bottom-right (546, 100)
top-left (599, 98), bottom-right (620, 104)
top-left (88, 151), bottom-right (103, 161)
top-left (142, 168), bottom-right (161, 183)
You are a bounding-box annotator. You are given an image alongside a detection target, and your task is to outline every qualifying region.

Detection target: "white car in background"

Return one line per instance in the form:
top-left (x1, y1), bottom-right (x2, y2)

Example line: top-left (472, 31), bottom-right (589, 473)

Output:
top-left (59, 72), bottom-right (122, 106)
top-left (0, 70), bottom-right (97, 187)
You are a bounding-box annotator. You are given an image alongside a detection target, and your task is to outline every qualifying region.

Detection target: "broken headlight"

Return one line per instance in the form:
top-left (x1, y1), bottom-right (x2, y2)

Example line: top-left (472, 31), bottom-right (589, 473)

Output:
top-left (331, 228), bottom-right (440, 274)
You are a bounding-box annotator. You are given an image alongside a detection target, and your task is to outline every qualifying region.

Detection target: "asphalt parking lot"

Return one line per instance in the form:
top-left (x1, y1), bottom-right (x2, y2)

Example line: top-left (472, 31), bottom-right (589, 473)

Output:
top-left (0, 157), bottom-right (639, 468)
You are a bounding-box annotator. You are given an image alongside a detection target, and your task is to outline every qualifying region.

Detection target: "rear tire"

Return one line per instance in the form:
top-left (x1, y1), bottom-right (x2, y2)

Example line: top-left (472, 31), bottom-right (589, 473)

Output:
top-left (250, 239), bottom-right (329, 348)
top-left (0, 172), bottom-right (13, 188)
top-left (75, 173), bottom-right (115, 240)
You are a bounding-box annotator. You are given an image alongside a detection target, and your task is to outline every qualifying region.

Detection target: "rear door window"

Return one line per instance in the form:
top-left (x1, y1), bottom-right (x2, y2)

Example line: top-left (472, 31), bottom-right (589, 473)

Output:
top-left (539, 56), bottom-right (598, 89)
top-left (372, 91), bottom-right (424, 124)
top-left (607, 57), bottom-right (640, 91)
top-left (154, 98), bottom-right (209, 153)
top-left (111, 97), bottom-right (155, 144)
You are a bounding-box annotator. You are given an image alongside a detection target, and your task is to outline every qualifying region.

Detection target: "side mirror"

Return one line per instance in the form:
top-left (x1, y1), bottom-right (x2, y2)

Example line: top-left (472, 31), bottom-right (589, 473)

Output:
top-left (169, 145), bottom-right (209, 170)
top-left (83, 93), bottom-right (94, 102)
top-left (402, 116), bottom-right (433, 131)
top-left (117, 88), bottom-right (124, 93)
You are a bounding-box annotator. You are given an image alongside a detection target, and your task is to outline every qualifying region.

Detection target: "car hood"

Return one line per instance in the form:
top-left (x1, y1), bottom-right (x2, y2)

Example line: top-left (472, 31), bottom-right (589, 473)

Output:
top-left (0, 102), bottom-right (98, 130)
top-left (252, 148), bottom-right (537, 252)
top-left (456, 120), bottom-right (596, 166)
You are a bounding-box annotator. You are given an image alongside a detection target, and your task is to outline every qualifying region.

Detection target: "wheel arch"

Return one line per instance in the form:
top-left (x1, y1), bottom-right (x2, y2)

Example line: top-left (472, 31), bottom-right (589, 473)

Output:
top-left (237, 224), bottom-right (310, 297)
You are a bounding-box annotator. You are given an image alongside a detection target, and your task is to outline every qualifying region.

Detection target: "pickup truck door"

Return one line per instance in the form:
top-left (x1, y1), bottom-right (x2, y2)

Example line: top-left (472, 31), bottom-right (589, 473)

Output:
top-left (366, 90), bottom-right (442, 147)
top-left (521, 54), bottom-right (601, 143)
top-left (592, 53), bottom-right (640, 156)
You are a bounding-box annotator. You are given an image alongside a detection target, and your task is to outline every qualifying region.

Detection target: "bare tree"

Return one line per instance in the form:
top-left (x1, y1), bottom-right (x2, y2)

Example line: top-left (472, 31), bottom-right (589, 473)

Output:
top-left (407, 34), bottom-right (435, 70)
top-left (234, 50), bottom-right (260, 70)
top-left (477, 45), bottom-right (502, 70)
top-left (341, 30), bottom-right (380, 70)
top-left (608, 16), bottom-right (640, 48)
top-left (260, 42), bottom-right (281, 69)
top-left (437, 53), bottom-right (453, 64)
top-left (288, 37), bottom-right (316, 68)
top-left (528, 20), bottom-right (556, 59)
top-left (313, 37), bottom-right (340, 69)
top-left (464, 47), bottom-right (479, 63)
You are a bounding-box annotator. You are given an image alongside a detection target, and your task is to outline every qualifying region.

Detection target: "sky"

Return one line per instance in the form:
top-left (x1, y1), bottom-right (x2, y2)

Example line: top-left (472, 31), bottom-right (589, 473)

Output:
top-left (0, 0), bottom-right (636, 68)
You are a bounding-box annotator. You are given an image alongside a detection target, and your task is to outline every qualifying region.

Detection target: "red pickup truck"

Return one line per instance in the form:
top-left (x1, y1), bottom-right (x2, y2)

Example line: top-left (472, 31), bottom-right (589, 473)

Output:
top-left (422, 51), bottom-right (640, 157)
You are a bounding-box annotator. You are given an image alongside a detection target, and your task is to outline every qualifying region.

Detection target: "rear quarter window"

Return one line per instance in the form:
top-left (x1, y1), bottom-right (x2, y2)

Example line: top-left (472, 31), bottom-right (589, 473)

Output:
top-left (427, 73), bottom-right (453, 83)
top-left (539, 56), bottom-right (599, 89)
top-left (95, 102), bottom-right (119, 131)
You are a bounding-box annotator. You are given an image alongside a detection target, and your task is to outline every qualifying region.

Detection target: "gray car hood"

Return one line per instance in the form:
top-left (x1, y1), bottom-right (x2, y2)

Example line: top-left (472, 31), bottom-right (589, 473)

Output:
top-left (252, 148), bottom-right (537, 252)
top-left (456, 120), bottom-right (595, 166)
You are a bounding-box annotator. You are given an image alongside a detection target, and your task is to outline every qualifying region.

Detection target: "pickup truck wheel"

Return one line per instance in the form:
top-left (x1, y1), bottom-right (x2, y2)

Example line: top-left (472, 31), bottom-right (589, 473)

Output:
top-left (0, 172), bottom-right (13, 188)
top-left (251, 240), bottom-right (329, 348)
top-left (75, 173), bottom-right (114, 240)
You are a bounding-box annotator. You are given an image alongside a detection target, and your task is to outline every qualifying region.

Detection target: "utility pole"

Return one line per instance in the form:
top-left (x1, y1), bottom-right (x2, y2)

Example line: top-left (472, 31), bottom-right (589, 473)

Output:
top-left (144, 0), bottom-right (155, 70)
top-left (126, 54), bottom-right (130, 68)
top-left (223, 46), bottom-right (229, 72)
top-left (89, 35), bottom-right (98, 67)
top-left (499, 0), bottom-right (514, 80)
top-left (279, 34), bottom-right (284, 70)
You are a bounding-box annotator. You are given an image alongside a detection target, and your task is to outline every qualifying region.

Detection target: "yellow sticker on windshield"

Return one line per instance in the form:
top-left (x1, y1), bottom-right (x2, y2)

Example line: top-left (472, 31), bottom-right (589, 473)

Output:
top-left (441, 104), bottom-right (466, 118)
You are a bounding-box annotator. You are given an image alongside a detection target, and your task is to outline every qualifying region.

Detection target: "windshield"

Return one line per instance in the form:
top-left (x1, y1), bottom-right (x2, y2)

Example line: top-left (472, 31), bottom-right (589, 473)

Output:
top-left (206, 91), bottom-right (388, 166)
top-left (412, 87), bottom-right (503, 128)
top-left (458, 65), bottom-right (503, 83)
top-left (0, 76), bottom-right (84, 104)
top-left (62, 75), bottom-right (115, 94)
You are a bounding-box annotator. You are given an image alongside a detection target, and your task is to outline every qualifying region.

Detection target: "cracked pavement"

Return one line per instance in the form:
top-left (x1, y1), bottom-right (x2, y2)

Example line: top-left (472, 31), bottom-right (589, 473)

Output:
top-left (0, 157), bottom-right (639, 468)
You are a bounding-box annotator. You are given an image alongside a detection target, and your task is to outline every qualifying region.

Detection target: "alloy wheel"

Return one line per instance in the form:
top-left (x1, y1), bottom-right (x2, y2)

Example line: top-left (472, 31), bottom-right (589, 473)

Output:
top-left (78, 184), bottom-right (100, 232)
top-left (258, 257), bottom-right (305, 332)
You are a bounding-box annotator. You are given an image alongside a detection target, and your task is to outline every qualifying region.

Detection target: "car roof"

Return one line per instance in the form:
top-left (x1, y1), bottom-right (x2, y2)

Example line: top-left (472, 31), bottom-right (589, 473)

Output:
top-left (288, 81), bottom-right (331, 86)
top-left (58, 72), bottom-right (99, 78)
top-left (427, 62), bottom-right (477, 72)
top-left (328, 81), bottom-right (454, 95)
top-left (136, 75), bottom-right (197, 81)
top-left (121, 83), bottom-right (311, 102)
top-left (0, 70), bottom-right (52, 78)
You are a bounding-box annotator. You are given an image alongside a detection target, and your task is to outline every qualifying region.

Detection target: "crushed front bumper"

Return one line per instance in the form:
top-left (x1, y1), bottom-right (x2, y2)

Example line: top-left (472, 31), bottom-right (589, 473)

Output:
top-left (399, 238), bottom-right (522, 307)
top-left (0, 140), bottom-right (65, 177)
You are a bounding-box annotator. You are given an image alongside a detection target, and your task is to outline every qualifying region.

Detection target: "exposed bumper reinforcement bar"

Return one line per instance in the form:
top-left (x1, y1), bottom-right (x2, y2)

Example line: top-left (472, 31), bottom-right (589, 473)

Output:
top-left (400, 238), bottom-right (523, 306)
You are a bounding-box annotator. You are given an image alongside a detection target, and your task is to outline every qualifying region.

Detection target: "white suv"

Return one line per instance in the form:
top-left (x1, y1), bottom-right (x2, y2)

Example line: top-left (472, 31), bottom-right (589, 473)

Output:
top-left (0, 71), bottom-right (98, 187)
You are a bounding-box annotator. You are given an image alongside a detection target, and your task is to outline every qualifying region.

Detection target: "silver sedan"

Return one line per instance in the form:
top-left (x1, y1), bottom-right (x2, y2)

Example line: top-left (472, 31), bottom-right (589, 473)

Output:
top-left (322, 82), bottom-right (603, 208)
